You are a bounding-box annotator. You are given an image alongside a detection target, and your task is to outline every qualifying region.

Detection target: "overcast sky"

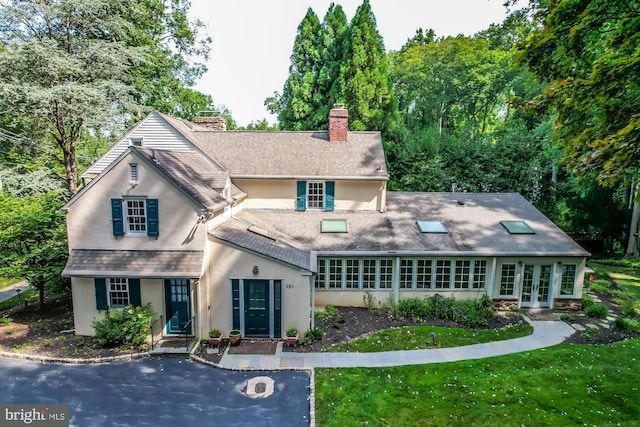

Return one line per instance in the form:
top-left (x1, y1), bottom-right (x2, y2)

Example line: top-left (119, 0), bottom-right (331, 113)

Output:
top-left (188, 0), bottom-right (510, 126)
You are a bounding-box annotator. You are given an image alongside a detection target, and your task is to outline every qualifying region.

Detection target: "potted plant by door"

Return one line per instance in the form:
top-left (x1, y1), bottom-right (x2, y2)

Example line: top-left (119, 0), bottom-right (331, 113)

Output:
top-left (229, 329), bottom-right (242, 346)
top-left (285, 327), bottom-right (299, 347)
top-left (208, 328), bottom-right (223, 347)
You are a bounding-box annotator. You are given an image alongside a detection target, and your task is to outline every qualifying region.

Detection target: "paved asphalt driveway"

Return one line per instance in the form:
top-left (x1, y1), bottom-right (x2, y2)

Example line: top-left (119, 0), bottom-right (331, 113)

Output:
top-left (0, 356), bottom-right (310, 426)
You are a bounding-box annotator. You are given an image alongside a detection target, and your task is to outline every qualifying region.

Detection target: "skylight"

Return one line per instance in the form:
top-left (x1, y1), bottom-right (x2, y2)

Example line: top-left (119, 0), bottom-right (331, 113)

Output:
top-left (416, 220), bottom-right (448, 234)
top-left (321, 219), bottom-right (348, 233)
top-left (501, 220), bottom-right (535, 234)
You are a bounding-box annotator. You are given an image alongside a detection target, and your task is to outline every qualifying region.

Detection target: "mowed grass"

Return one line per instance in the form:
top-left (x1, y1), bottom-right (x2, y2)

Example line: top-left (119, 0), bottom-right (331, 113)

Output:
top-left (0, 288), bottom-right (38, 311)
top-left (326, 324), bottom-right (533, 352)
top-left (315, 339), bottom-right (640, 426)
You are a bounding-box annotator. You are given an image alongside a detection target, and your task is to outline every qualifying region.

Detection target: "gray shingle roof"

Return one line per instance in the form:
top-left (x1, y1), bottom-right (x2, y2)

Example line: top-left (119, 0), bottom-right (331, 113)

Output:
top-left (135, 148), bottom-right (246, 210)
top-left (62, 249), bottom-right (204, 278)
top-left (209, 192), bottom-right (588, 267)
top-left (189, 130), bottom-right (388, 179)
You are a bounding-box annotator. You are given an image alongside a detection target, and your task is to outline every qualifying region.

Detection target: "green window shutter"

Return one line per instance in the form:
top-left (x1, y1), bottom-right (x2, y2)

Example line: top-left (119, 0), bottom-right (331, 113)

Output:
top-left (128, 279), bottom-right (141, 306)
top-left (274, 280), bottom-right (282, 338)
top-left (231, 279), bottom-right (240, 330)
top-left (146, 199), bottom-right (159, 237)
top-left (95, 278), bottom-right (107, 310)
top-left (325, 181), bottom-right (335, 211)
top-left (111, 199), bottom-right (124, 236)
top-left (296, 181), bottom-right (307, 211)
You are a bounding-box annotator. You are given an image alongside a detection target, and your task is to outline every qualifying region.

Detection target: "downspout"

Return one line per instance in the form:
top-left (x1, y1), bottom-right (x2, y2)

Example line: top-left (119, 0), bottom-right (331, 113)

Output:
top-left (310, 273), bottom-right (316, 330)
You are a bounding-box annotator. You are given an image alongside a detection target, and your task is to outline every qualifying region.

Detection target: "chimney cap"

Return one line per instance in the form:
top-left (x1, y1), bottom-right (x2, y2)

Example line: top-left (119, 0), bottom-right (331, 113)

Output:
top-left (197, 110), bottom-right (222, 117)
top-left (332, 103), bottom-right (345, 109)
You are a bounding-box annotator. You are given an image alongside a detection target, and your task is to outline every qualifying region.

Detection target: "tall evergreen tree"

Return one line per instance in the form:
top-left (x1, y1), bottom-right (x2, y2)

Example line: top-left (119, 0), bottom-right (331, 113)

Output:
top-left (278, 8), bottom-right (324, 130)
top-left (337, 0), bottom-right (395, 131)
top-left (314, 3), bottom-right (349, 129)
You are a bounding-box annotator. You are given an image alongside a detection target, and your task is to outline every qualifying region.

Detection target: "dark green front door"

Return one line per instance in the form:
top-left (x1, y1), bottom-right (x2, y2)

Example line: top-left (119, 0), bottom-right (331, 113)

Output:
top-left (165, 279), bottom-right (191, 334)
top-left (244, 279), bottom-right (269, 337)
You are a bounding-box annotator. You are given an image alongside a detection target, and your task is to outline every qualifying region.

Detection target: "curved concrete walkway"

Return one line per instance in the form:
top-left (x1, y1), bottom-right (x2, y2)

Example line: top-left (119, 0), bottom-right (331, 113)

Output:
top-left (217, 319), bottom-right (576, 370)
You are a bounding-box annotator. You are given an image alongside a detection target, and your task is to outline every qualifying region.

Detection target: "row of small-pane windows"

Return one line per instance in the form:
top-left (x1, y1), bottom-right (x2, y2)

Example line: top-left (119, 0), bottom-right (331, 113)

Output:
top-left (316, 259), bottom-right (487, 290)
top-left (499, 264), bottom-right (517, 296)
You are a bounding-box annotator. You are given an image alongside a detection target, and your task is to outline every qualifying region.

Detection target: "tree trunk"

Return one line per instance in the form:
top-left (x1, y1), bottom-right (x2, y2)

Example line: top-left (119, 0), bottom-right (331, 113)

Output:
top-left (626, 184), bottom-right (640, 258)
top-left (37, 283), bottom-right (45, 310)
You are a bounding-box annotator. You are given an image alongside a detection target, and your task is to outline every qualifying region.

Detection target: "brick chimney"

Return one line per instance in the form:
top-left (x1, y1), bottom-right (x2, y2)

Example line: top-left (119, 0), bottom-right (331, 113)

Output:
top-left (194, 112), bottom-right (227, 131)
top-left (329, 104), bottom-right (348, 141)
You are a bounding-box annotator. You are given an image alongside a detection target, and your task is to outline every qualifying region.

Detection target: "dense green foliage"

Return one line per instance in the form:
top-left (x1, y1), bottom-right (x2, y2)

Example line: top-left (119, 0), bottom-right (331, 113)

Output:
top-left (92, 304), bottom-right (154, 349)
top-left (0, 0), bottom-right (212, 195)
top-left (269, 0), bottom-right (395, 132)
top-left (0, 193), bottom-right (68, 308)
top-left (391, 294), bottom-right (494, 328)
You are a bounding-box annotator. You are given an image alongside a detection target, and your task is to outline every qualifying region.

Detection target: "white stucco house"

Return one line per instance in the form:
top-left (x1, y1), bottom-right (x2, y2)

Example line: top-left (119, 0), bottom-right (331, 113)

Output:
top-left (61, 106), bottom-right (589, 340)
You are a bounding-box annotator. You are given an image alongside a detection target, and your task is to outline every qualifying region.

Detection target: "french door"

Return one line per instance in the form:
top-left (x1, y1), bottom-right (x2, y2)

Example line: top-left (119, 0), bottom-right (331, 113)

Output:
top-left (521, 264), bottom-right (552, 308)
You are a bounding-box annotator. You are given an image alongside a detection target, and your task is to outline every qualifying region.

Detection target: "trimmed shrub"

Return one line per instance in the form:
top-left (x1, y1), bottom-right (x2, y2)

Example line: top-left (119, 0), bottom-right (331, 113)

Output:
top-left (588, 283), bottom-right (610, 294)
top-left (396, 298), bottom-right (427, 321)
top-left (612, 317), bottom-right (640, 333)
top-left (582, 293), bottom-right (596, 309)
top-left (584, 302), bottom-right (608, 319)
top-left (92, 304), bottom-right (154, 349)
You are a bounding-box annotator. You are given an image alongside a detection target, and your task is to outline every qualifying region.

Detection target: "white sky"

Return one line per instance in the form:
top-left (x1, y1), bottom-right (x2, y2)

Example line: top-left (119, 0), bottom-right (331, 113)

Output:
top-left (188, 0), bottom-right (510, 126)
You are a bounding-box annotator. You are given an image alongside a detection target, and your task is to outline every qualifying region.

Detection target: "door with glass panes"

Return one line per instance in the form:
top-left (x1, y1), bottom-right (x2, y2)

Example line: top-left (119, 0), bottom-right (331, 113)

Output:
top-left (520, 264), bottom-right (552, 308)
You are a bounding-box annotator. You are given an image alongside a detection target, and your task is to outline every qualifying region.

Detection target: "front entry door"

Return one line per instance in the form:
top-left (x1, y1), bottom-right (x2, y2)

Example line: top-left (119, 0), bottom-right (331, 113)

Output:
top-left (521, 264), bottom-right (552, 308)
top-left (165, 279), bottom-right (191, 334)
top-left (244, 279), bottom-right (270, 337)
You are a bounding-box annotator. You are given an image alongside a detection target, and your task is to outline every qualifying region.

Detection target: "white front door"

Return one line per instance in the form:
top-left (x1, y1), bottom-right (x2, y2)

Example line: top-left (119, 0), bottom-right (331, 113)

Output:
top-left (521, 264), bottom-right (552, 308)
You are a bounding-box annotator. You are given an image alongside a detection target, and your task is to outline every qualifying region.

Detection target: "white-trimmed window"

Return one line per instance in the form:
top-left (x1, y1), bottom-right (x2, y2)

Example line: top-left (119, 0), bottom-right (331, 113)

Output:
top-left (345, 259), bottom-right (360, 289)
top-left (362, 259), bottom-right (376, 289)
top-left (435, 260), bottom-right (452, 289)
top-left (499, 264), bottom-right (517, 296)
top-left (315, 261), bottom-right (326, 288)
top-left (400, 259), bottom-right (413, 289)
top-left (129, 137), bottom-right (144, 147)
top-left (307, 182), bottom-right (325, 209)
top-left (454, 260), bottom-right (471, 289)
top-left (126, 199), bottom-right (147, 233)
top-left (560, 264), bottom-right (577, 295)
top-left (109, 278), bottom-right (129, 308)
top-left (379, 259), bottom-right (393, 289)
top-left (328, 259), bottom-right (342, 289)
top-left (416, 259), bottom-right (432, 289)
top-left (473, 260), bottom-right (487, 289)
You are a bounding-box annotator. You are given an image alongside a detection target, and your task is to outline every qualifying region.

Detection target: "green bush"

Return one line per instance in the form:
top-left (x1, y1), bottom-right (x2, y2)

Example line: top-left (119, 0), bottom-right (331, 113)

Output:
top-left (301, 327), bottom-right (324, 345)
top-left (588, 283), bottom-right (610, 294)
top-left (315, 305), bottom-right (339, 321)
top-left (582, 293), bottom-right (596, 309)
top-left (92, 304), bottom-right (154, 350)
top-left (619, 299), bottom-right (639, 318)
top-left (611, 317), bottom-right (640, 333)
top-left (396, 298), bottom-right (427, 321)
top-left (584, 302), bottom-right (608, 319)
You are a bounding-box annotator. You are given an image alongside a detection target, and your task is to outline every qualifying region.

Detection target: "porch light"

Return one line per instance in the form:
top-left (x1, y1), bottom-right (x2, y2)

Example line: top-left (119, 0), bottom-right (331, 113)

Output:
top-left (429, 332), bottom-right (436, 346)
top-left (252, 265), bottom-right (259, 275)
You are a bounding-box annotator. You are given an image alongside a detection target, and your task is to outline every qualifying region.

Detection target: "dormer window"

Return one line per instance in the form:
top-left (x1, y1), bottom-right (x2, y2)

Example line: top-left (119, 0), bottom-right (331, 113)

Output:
top-left (129, 163), bottom-right (138, 186)
top-left (296, 181), bottom-right (335, 211)
top-left (129, 137), bottom-right (143, 147)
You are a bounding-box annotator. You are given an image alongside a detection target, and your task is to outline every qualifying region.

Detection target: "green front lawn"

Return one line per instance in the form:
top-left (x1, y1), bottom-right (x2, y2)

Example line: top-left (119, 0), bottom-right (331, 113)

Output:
top-left (325, 324), bottom-right (533, 353)
top-left (315, 339), bottom-right (640, 426)
top-left (0, 288), bottom-right (38, 311)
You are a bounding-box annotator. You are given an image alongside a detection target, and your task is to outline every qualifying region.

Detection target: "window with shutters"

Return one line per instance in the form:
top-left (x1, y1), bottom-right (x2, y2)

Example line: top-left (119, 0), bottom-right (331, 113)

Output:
top-left (111, 198), bottom-right (159, 237)
top-left (296, 181), bottom-right (335, 211)
top-left (109, 278), bottom-right (130, 308)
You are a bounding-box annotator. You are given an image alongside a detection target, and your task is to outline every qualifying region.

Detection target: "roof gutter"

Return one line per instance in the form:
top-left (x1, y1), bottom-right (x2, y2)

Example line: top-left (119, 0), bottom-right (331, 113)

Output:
top-left (230, 175), bottom-right (389, 181)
